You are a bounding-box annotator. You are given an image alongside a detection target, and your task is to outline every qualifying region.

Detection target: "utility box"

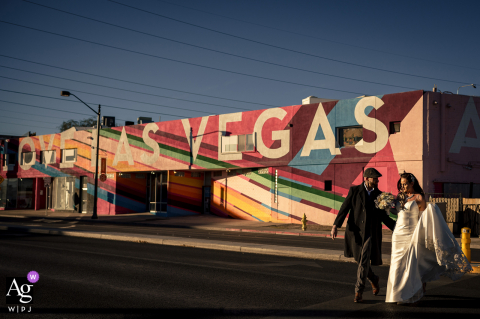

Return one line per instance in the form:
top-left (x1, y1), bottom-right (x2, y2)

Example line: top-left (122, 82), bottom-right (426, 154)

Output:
top-left (102, 116), bottom-right (115, 127)
top-left (137, 117), bottom-right (153, 124)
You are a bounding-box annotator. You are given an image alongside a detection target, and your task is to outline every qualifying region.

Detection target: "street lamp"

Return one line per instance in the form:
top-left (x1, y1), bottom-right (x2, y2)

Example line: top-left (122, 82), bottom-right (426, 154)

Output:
top-left (457, 84), bottom-right (476, 95)
top-left (61, 91), bottom-right (100, 219)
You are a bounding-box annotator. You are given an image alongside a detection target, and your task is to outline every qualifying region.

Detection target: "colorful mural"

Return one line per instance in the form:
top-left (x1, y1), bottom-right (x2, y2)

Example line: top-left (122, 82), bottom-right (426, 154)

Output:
top-left (2, 90), bottom-right (480, 225)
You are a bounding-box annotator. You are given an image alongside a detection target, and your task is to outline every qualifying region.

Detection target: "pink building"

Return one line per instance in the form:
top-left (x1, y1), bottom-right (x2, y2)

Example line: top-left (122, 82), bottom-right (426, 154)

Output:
top-left (1, 90), bottom-right (479, 229)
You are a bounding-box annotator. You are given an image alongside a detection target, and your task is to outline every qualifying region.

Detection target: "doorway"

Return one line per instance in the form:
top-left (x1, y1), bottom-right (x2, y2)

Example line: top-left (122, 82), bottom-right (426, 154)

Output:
top-left (52, 177), bottom-right (76, 211)
top-left (148, 171), bottom-right (168, 215)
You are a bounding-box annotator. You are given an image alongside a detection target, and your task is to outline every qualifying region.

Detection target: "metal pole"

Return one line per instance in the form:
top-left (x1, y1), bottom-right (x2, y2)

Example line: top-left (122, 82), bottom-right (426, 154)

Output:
top-left (92, 105), bottom-right (101, 219)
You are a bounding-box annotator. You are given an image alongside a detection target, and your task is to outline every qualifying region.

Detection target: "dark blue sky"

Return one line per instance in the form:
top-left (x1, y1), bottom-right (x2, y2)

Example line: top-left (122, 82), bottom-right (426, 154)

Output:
top-left (1, 0), bottom-right (478, 136)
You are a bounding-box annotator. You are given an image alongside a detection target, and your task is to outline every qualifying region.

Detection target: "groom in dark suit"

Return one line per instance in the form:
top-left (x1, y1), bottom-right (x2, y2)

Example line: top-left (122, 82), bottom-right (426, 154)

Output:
top-left (331, 168), bottom-right (396, 303)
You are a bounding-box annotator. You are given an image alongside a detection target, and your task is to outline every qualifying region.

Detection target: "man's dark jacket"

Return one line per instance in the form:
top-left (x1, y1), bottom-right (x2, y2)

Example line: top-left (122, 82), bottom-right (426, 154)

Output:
top-left (333, 183), bottom-right (396, 266)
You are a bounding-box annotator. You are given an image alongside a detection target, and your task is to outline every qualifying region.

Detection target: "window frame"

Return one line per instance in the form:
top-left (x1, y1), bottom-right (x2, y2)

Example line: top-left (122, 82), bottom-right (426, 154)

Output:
top-left (389, 121), bottom-right (401, 134)
top-left (21, 152), bottom-right (36, 166)
top-left (62, 149), bottom-right (77, 164)
top-left (41, 150), bottom-right (56, 165)
top-left (337, 126), bottom-right (363, 148)
top-left (222, 133), bottom-right (256, 153)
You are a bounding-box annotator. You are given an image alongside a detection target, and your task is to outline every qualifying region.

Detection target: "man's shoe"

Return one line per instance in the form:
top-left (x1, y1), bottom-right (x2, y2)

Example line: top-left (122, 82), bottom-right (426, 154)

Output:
top-left (354, 292), bottom-right (363, 303)
top-left (370, 275), bottom-right (380, 296)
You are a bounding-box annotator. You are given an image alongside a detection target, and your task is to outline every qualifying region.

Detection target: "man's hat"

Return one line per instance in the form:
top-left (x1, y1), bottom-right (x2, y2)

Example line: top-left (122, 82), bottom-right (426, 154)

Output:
top-left (364, 168), bottom-right (382, 178)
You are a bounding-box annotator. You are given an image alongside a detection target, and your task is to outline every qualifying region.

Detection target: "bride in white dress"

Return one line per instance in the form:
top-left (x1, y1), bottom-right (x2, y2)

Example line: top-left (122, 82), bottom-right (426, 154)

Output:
top-left (385, 172), bottom-right (472, 304)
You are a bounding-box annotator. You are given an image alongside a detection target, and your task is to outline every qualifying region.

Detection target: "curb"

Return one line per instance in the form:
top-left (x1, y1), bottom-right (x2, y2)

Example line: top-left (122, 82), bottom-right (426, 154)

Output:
top-left (0, 224), bottom-right (387, 264)
top-left (0, 214), bottom-right (344, 237)
top-left (0, 214), bottom-right (346, 239)
top-left (2, 215), bottom-right (480, 248)
top-left (471, 262), bottom-right (480, 274)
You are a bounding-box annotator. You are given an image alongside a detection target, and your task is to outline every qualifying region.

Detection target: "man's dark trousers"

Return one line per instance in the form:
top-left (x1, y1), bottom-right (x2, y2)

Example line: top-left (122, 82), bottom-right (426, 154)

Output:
top-left (355, 192), bottom-right (376, 293)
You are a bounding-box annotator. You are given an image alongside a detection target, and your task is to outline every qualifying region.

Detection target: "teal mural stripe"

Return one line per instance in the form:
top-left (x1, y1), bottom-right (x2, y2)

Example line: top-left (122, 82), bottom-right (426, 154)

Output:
top-left (248, 171), bottom-right (344, 210)
top-left (260, 203), bottom-right (289, 217)
top-left (86, 184), bottom-right (145, 212)
top-left (30, 162), bottom-right (72, 177)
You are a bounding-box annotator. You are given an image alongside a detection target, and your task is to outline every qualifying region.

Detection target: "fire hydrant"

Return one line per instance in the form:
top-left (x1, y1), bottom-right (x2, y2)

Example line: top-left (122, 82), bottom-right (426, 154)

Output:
top-left (461, 227), bottom-right (471, 263)
top-left (301, 213), bottom-right (307, 231)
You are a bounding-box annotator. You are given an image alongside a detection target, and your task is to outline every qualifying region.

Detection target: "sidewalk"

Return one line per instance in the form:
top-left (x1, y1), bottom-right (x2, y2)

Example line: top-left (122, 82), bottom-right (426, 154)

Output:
top-left (1, 209), bottom-right (479, 271)
top-left (0, 209), bottom-right (346, 238)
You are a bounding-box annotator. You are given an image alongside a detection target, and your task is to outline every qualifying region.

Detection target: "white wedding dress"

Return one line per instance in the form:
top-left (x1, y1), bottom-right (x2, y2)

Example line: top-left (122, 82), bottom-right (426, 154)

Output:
top-left (386, 201), bottom-right (472, 303)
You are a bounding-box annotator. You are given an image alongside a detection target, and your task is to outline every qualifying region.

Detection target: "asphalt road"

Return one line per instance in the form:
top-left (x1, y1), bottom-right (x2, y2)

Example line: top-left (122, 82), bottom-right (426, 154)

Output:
top-left (0, 216), bottom-right (391, 254)
top-left (1, 230), bottom-right (479, 318)
top-left (1, 216), bottom-right (480, 262)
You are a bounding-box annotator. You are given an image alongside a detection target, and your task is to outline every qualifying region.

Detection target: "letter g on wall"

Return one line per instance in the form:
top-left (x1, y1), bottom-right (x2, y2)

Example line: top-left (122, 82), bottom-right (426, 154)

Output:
top-left (254, 108), bottom-right (290, 159)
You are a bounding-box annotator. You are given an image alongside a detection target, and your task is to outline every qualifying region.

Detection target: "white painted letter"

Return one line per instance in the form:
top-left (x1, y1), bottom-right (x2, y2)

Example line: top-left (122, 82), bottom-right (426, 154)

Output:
top-left (141, 123), bottom-right (160, 165)
top-left (354, 96), bottom-right (389, 154)
top-left (18, 137), bottom-right (35, 170)
top-left (182, 116), bottom-right (209, 162)
top-left (39, 134), bottom-right (55, 151)
top-left (40, 134), bottom-right (55, 168)
top-left (301, 103), bottom-right (341, 157)
top-left (60, 127), bottom-right (76, 168)
top-left (449, 97), bottom-right (480, 153)
top-left (254, 108), bottom-right (290, 159)
top-left (113, 127), bottom-right (134, 166)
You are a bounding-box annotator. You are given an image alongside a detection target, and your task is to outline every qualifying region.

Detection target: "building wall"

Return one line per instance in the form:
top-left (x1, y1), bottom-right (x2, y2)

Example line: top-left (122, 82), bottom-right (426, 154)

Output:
top-left (167, 171), bottom-right (204, 216)
top-left (3, 90), bottom-right (479, 222)
top-left (423, 93), bottom-right (480, 196)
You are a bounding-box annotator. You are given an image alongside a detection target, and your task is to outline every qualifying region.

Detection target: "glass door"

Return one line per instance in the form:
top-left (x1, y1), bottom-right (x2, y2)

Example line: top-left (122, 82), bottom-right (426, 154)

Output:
top-left (17, 179), bottom-right (34, 209)
top-left (149, 172), bottom-right (167, 214)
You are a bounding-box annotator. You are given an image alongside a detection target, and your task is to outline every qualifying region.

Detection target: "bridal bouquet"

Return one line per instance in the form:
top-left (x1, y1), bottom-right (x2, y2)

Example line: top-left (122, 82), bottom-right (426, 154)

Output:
top-left (374, 192), bottom-right (396, 213)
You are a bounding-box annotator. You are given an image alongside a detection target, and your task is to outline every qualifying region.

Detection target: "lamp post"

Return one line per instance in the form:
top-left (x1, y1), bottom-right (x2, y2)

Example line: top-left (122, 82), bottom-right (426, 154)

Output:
top-left (61, 91), bottom-right (100, 219)
top-left (457, 84), bottom-right (476, 95)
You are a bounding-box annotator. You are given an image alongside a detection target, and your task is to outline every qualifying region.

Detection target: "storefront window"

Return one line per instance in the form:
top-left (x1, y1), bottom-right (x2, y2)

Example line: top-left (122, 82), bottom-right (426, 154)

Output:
top-left (17, 179), bottom-right (34, 209)
top-left (6, 179), bottom-right (18, 209)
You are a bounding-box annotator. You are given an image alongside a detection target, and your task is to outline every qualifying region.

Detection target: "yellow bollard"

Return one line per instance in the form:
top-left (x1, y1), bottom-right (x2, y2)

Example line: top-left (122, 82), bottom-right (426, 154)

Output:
top-left (301, 213), bottom-right (307, 231)
top-left (461, 227), bottom-right (471, 263)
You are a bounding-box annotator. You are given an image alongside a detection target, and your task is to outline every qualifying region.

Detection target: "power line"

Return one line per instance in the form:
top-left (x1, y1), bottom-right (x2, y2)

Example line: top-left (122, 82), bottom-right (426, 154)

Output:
top-left (0, 75), bottom-right (217, 115)
top-left (0, 65), bottom-right (251, 111)
top-left (0, 89), bottom-right (187, 118)
top-left (156, 0), bottom-right (480, 72)
top-left (1, 115), bottom-right (58, 125)
top-left (0, 20), bottom-right (369, 95)
top-left (0, 54), bottom-right (278, 108)
top-left (0, 103), bottom-right (127, 123)
top-left (0, 99), bottom-right (95, 117)
top-left (107, 0), bottom-right (474, 84)
top-left (0, 120), bottom-right (53, 130)
top-left (0, 106), bottom-right (82, 120)
top-left (0, 55), bottom-right (278, 108)
top-left (21, 0), bottom-right (418, 91)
